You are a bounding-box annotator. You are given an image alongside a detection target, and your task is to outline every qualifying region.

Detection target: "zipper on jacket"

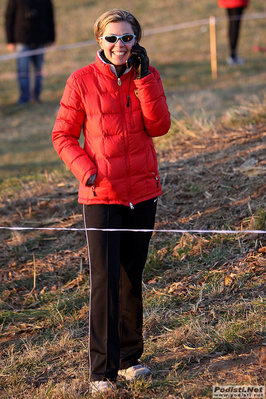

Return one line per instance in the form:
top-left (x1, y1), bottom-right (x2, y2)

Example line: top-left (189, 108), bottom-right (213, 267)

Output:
top-left (92, 185), bottom-right (96, 196)
top-left (126, 73), bottom-right (132, 109)
top-left (152, 172), bottom-right (159, 188)
top-left (117, 73), bottom-right (135, 208)
top-left (117, 75), bottom-right (133, 208)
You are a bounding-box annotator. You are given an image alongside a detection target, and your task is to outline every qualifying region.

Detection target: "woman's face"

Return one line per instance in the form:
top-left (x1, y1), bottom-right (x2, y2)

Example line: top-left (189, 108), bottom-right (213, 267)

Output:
top-left (99, 21), bottom-right (135, 66)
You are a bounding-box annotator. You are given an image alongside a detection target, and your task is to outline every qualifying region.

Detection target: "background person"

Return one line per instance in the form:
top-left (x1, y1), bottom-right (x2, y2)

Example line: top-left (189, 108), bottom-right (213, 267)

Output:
top-left (5, 0), bottom-right (55, 104)
top-left (52, 8), bottom-right (171, 396)
top-left (218, 0), bottom-right (249, 65)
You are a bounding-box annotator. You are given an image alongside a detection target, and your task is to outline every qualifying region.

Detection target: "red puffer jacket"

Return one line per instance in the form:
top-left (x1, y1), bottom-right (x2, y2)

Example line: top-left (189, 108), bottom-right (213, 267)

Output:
top-left (218, 0), bottom-right (249, 8)
top-left (52, 52), bottom-right (171, 207)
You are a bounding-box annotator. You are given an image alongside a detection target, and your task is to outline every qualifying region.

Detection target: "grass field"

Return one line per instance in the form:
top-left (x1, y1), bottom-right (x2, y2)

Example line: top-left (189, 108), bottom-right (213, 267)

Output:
top-left (0, 0), bottom-right (266, 398)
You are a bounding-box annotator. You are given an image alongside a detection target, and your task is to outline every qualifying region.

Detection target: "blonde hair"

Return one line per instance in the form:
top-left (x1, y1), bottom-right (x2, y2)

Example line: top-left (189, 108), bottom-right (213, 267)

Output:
top-left (94, 9), bottom-right (142, 43)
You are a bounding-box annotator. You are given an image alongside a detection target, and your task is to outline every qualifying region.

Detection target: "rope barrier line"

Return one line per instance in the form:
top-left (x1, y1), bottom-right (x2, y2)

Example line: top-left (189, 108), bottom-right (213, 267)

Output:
top-left (0, 12), bottom-right (265, 62)
top-left (0, 226), bottom-right (265, 234)
top-left (0, 39), bottom-right (96, 61)
top-left (144, 18), bottom-right (209, 36)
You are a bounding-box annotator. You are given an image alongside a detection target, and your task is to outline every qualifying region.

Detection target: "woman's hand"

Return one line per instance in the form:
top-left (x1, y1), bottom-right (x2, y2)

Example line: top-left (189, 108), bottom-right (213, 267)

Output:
top-left (7, 43), bottom-right (15, 52)
top-left (86, 174), bottom-right (97, 187)
top-left (131, 43), bottom-right (150, 79)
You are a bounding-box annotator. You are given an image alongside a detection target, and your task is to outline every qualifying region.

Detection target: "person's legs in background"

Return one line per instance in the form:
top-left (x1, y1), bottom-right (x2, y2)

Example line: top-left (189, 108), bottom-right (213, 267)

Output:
top-left (16, 44), bottom-right (45, 103)
top-left (226, 7), bottom-right (244, 65)
top-left (16, 44), bottom-right (31, 103)
top-left (32, 47), bottom-right (44, 102)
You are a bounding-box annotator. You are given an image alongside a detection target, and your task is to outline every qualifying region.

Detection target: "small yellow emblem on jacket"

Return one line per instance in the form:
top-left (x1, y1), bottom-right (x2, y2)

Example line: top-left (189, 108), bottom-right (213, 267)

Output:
top-left (134, 90), bottom-right (139, 99)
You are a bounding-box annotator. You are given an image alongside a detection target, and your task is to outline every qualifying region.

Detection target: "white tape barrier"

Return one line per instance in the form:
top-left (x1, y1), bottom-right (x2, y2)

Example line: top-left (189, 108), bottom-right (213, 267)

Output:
top-left (145, 11), bottom-right (266, 36)
top-left (0, 12), bottom-right (265, 62)
top-left (0, 39), bottom-right (96, 61)
top-left (0, 226), bottom-right (265, 234)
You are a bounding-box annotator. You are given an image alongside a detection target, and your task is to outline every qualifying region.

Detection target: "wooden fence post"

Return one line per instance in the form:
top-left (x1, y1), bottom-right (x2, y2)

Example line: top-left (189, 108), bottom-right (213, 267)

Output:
top-left (209, 16), bottom-right (217, 79)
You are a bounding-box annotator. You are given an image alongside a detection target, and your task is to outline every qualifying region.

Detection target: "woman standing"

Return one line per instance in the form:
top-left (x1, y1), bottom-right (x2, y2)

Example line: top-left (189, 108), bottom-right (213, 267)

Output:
top-left (218, 0), bottom-right (249, 65)
top-left (52, 9), bottom-right (171, 395)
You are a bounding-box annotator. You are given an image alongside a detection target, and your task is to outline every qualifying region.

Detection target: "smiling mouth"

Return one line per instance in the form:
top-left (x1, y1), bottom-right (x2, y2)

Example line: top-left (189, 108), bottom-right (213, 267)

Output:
top-left (113, 51), bottom-right (127, 56)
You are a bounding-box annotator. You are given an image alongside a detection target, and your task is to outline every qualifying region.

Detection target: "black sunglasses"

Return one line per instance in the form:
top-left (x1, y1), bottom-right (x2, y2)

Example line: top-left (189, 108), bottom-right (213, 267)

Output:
top-left (100, 34), bottom-right (136, 44)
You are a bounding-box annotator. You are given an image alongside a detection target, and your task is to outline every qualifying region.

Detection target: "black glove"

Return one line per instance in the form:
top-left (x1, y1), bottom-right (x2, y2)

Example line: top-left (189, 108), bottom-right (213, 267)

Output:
top-left (130, 43), bottom-right (150, 80)
top-left (86, 174), bottom-right (96, 187)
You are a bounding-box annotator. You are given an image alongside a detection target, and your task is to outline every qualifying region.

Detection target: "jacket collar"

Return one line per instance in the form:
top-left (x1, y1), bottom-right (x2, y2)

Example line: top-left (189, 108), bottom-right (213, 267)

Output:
top-left (96, 50), bottom-right (132, 78)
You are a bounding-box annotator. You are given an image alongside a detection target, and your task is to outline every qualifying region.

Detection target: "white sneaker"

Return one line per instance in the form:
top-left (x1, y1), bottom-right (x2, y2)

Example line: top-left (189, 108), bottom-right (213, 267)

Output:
top-left (227, 56), bottom-right (244, 66)
top-left (90, 380), bottom-right (114, 396)
top-left (118, 364), bottom-right (152, 381)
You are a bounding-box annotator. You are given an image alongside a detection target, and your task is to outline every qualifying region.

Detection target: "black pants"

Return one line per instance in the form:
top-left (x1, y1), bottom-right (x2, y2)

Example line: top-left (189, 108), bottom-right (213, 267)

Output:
top-left (227, 7), bottom-right (244, 58)
top-left (83, 198), bottom-right (157, 382)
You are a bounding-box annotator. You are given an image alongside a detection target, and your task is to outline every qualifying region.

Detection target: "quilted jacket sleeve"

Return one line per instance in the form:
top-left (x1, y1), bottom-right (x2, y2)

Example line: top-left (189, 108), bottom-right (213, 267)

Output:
top-left (52, 76), bottom-right (97, 185)
top-left (134, 67), bottom-right (171, 137)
